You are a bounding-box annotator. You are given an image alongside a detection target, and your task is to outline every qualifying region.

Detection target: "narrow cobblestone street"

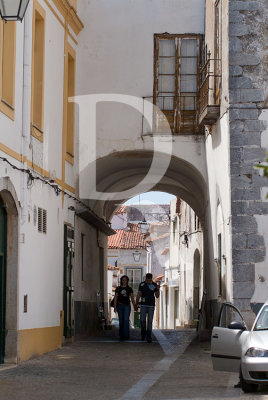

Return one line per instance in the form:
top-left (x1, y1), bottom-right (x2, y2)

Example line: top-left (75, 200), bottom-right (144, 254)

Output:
top-left (0, 330), bottom-right (268, 400)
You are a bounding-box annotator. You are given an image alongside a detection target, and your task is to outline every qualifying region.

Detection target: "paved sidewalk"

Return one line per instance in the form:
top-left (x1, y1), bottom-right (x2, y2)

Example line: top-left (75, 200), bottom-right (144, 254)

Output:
top-left (0, 329), bottom-right (268, 400)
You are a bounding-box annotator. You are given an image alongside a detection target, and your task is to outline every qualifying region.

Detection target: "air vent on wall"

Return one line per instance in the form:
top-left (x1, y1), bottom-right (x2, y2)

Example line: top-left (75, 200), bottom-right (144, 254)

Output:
top-left (38, 207), bottom-right (47, 234)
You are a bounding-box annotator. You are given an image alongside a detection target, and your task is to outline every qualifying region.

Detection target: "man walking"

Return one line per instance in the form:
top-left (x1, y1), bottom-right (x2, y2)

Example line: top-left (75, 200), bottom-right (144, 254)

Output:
top-left (135, 273), bottom-right (160, 343)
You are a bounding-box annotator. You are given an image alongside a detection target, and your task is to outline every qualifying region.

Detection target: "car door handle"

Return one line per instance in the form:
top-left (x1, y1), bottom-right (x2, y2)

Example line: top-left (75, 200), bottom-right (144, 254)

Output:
top-left (212, 334), bottom-right (218, 339)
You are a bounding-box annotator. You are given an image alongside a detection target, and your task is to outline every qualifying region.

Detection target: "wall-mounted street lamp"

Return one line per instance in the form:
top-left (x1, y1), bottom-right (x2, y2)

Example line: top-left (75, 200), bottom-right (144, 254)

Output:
top-left (0, 0), bottom-right (30, 22)
top-left (133, 249), bottom-right (141, 262)
top-left (182, 234), bottom-right (189, 248)
top-left (138, 218), bottom-right (149, 235)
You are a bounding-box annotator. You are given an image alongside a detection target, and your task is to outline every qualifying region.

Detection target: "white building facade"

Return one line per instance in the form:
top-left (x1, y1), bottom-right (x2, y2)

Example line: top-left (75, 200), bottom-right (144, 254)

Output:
top-left (1, 0), bottom-right (267, 364)
top-left (160, 198), bottom-right (203, 329)
top-left (0, 0), bottom-right (114, 364)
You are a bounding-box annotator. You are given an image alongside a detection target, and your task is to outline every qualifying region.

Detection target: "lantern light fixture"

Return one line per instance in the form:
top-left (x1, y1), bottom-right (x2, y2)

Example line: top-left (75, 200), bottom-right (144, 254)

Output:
top-left (133, 249), bottom-right (141, 262)
top-left (138, 218), bottom-right (150, 235)
top-left (0, 0), bottom-right (30, 22)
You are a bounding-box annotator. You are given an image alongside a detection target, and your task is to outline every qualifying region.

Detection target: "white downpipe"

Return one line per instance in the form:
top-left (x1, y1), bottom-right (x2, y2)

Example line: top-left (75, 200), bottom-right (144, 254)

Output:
top-left (21, 4), bottom-right (32, 225)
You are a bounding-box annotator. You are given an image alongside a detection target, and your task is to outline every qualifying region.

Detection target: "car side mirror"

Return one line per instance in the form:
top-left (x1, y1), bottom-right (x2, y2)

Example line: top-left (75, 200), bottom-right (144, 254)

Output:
top-left (228, 321), bottom-right (246, 331)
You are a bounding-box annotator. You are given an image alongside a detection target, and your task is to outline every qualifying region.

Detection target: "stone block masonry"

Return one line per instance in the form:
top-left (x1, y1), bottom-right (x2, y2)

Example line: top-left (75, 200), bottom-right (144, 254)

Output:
top-left (229, 0), bottom-right (268, 316)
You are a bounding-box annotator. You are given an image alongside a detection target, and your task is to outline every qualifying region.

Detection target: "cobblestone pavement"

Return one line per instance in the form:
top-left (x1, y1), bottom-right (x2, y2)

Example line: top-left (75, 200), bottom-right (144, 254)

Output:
top-left (0, 329), bottom-right (268, 400)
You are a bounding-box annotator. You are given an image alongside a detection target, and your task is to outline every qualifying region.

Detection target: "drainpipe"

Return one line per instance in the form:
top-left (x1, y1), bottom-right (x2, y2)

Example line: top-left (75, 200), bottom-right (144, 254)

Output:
top-left (21, 4), bottom-right (32, 225)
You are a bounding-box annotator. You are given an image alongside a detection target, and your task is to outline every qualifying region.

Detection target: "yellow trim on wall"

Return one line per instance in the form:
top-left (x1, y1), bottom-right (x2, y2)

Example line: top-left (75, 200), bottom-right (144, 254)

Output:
top-left (0, 140), bottom-right (75, 194)
top-left (52, 0), bottom-right (84, 35)
top-left (43, 0), bottom-right (64, 27)
top-left (19, 315), bottom-right (63, 362)
top-left (26, 159), bottom-right (49, 178)
top-left (64, 182), bottom-right (75, 194)
top-left (42, 0), bottom-right (78, 45)
top-left (0, 142), bottom-right (22, 162)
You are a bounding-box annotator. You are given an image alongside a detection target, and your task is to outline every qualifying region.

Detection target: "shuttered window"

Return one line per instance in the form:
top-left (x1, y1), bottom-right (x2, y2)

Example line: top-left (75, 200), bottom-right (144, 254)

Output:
top-left (31, 1), bottom-right (46, 141)
top-left (0, 20), bottom-right (16, 120)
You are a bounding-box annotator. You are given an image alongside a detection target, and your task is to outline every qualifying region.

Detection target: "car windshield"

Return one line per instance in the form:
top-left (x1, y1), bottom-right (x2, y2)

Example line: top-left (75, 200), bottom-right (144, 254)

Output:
top-left (254, 305), bottom-right (268, 331)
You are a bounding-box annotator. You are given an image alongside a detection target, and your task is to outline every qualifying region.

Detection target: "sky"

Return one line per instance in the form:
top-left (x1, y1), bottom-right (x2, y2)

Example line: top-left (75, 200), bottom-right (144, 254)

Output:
top-left (124, 191), bottom-right (176, 205)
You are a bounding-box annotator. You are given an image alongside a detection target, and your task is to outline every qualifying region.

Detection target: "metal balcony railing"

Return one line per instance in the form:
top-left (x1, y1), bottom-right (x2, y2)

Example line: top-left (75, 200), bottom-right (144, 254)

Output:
top-left (199, 58), bottom-right (221, 120)
top-left (142, 95), bottom-right (201, 135)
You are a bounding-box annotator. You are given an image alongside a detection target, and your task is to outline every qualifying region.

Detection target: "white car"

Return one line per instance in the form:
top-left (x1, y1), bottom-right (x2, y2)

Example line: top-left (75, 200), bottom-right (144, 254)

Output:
top-left (211, 301), bottom-right (268, 393)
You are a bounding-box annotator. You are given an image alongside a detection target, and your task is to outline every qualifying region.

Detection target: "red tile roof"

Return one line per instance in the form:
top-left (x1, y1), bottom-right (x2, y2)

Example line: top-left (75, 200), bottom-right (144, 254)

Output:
top-left (107, 265), bottom-right (120, 270)
top-left (114, 206), bottom-right (127, 215)
top-left (154, 274), bottom-right (164, 282)
top-left (108, 223), bottom-right (147, 249)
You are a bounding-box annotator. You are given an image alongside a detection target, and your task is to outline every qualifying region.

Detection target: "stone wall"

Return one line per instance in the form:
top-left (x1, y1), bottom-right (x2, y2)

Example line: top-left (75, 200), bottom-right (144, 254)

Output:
top-left (229, 0), bottom-right (268, 322)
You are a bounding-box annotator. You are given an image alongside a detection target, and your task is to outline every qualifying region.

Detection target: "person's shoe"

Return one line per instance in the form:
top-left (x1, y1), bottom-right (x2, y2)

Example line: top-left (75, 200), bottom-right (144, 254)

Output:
top-left (147, 338), bottom-right (152, 343)
top-left (141, 335), bottom-right (146, 341)
top-left (234, 382), bottom-right (241, 388)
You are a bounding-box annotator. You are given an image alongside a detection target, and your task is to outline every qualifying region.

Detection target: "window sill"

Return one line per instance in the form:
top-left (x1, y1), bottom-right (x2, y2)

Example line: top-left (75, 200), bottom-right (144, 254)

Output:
top-left (31, 125), bottom-right (44, 142)
top-left (0, 100), bottom-right (15, 121)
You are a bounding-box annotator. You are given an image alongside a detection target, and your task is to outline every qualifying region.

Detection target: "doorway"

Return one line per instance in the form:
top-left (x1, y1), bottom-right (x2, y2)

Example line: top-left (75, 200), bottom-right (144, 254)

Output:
top-left (0, 196), bottom-right (7, 363)
top-left (193, 249), bottom-right (201, 321)
top-left (63, 225), bottom-right (75, 339)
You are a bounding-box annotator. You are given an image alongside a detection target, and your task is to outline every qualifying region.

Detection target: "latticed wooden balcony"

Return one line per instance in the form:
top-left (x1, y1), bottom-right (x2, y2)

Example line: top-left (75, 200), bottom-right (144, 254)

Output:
top-left (142, 95), bottom-right (201, 135)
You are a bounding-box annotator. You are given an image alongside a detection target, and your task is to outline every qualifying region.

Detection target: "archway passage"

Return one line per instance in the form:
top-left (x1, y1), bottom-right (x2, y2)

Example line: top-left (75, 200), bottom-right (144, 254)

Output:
top-left (83, 150), bottom-right (208, 222)
top-left (89, 150), bottom-right (211, 330)
top-left (106, 192), bottom-right (204, 332)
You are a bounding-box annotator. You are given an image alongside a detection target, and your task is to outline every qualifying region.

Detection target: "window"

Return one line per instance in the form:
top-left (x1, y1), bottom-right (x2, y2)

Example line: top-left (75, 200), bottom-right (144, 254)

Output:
top-left (194, 213), bottom-right (200, 230)
top-left (126, 268), bottom-right (142, 295)
top-left (0, 20), bottom-right (16, 119)
top-left (154, 34), bottom-right (201, 134)
top-left (64, 43), bottom-right (76, 164)
top-left (218, 303), bottom-right (244, 328)
top-left (31, 1), bottom-right (46, 141)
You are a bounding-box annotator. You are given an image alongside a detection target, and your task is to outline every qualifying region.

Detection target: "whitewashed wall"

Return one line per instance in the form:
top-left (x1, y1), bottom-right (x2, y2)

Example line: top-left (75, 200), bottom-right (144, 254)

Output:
top-left (204, 0), bottom-right (232, 303)
top-left (75, 0), bottom-right (207, 185)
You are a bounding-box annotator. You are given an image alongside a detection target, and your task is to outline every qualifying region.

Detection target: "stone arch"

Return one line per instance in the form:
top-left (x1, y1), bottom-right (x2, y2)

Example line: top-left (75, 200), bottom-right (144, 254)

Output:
top-left (82, 150), bottom-right (217, 327)
top-left (0, 177), bottom-right (19, 363)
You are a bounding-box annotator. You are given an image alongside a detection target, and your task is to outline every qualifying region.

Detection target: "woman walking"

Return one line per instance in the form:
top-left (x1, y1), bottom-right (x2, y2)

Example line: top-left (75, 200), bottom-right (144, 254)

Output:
top-left (114, 275), bottom-right (135, 340)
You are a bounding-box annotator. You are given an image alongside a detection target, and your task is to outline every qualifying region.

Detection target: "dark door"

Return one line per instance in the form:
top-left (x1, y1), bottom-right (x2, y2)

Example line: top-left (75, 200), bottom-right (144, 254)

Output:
top-left (63, 225), bottom-right (75, 338)
top-left (0, 198), bottom-right (7, 364)
top-left (99, 247), bottom-right (104, 303)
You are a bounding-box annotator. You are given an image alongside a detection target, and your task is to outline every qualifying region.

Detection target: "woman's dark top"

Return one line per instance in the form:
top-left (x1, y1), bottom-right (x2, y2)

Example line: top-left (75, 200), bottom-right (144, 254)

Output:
top-left (115, 285), bottom-right (133, 305)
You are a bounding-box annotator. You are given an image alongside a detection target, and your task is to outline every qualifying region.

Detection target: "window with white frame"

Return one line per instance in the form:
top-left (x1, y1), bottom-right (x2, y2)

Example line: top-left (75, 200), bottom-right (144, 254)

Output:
top-left (126, 268), bottom-right (142, 295)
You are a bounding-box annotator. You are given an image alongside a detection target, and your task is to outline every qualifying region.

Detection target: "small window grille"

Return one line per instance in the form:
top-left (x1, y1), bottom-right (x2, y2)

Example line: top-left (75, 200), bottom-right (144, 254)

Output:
top-left (38, 207), bottom-right (47, 234)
